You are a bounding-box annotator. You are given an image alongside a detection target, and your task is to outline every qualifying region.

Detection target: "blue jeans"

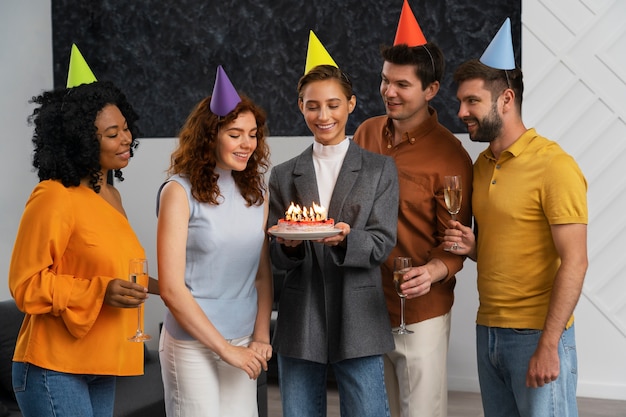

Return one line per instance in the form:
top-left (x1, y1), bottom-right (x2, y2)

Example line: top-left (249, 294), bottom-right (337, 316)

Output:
top-left (476, 324), bottom-right (578, 417)
top-left (278, 354), bottom-right (390, 417)
top-left (12, 362), bottom-right (116, 417)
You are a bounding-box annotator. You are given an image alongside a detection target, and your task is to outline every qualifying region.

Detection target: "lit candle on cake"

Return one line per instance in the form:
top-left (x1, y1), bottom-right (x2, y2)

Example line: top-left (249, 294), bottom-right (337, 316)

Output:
top-left (277, 202), bottom-right (335, 231)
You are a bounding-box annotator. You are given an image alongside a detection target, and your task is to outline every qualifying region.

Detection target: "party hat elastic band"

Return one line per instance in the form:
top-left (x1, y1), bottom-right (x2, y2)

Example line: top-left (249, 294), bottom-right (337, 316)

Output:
top-left (479, 17), bottom-right (515, 70)
top-left (66, 44), bottom-right (97, 88)
top-left (393, 0), bottom-right (427, 47)
top-left (210, 65), bottom-right (241, 117)
top-left (304, 30), bottom-right (338, 75)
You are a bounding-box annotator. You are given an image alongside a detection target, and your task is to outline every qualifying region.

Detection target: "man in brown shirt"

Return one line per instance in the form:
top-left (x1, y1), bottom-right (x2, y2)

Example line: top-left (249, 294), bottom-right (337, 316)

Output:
top-left (352, 12), bottom-right (473, 416)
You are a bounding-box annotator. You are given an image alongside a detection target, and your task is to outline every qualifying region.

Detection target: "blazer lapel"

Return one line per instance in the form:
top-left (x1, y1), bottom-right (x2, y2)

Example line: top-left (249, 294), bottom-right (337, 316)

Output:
top-left (328, 141), bottom-right (361, 220)
top-left (293, 145), bottom-right (320, 206)
top-left (291, 146), bottom-right (327, 269)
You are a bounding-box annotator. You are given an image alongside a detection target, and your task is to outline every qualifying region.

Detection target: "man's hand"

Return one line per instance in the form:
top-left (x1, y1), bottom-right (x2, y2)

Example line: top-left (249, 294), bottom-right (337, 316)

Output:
top-left (526, 343), bottom-right (560, 388)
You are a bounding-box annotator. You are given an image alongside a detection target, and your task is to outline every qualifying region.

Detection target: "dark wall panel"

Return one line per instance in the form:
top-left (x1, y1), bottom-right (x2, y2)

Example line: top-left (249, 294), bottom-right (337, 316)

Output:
top-left (52, 0), bottom-right (521, 137)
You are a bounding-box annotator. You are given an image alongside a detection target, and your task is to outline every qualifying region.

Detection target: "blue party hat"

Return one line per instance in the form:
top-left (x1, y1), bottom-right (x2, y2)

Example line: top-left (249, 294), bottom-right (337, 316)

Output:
top-left (210, 65), bottom-right (241, 116)
top-left (479, 18), bottom-right (515, 70)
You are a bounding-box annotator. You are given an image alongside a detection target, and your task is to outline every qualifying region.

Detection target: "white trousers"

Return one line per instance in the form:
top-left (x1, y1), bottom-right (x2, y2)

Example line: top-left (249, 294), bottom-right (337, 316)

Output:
top-left (385, 312), bottom-right (451, 417)
top-left (159, 328), bottom-right (258, 417)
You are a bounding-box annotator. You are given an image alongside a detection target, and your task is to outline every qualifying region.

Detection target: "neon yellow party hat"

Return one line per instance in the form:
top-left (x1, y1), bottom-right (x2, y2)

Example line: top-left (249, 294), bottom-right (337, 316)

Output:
top-left (304, 30), bottom-right (338, 75)
top-left (66, 44), bottom-right (97, 88)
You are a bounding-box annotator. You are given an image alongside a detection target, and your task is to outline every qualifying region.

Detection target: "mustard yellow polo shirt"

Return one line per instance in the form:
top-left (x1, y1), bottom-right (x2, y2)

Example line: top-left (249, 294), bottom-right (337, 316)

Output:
top-left (473, 129), bottom-right (587, 330)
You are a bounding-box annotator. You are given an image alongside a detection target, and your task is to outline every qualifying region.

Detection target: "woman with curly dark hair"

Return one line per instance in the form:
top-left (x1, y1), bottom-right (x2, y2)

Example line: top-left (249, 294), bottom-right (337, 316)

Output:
top-left (9, 79), bottom-right (150, 417)
top-left (157, 66), bottom-right (273, 417)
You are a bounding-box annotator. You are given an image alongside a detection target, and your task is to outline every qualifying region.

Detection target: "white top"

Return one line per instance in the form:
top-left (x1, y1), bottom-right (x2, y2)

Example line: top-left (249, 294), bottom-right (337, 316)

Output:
top-left (157, 169), bottom-right (264, 340)
top-left (312, 138), bottom-right (350, 210)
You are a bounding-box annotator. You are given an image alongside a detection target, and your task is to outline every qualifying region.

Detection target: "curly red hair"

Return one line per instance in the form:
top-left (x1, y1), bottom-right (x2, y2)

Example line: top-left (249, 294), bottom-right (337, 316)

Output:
top-left (168, 95), bottom-right (270, 206)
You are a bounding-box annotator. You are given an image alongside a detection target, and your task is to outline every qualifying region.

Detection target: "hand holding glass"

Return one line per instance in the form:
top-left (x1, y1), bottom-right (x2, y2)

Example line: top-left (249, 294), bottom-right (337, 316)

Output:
top-left (393, 257), bottom-right (413, 335)
top-left (444, 175), bottom-right (462, 251)
top-left (128, 258), bottom-right (151, 342)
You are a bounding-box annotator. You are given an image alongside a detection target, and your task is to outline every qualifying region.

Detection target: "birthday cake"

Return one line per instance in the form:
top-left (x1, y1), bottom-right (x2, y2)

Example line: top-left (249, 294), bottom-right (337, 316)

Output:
top-left (276, 202), bottom-right (335, 232)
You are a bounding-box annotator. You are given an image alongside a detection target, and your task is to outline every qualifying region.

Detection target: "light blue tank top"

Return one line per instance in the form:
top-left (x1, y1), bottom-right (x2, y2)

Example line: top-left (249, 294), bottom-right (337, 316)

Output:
top-left (157, 170), bottom-right (264, 340)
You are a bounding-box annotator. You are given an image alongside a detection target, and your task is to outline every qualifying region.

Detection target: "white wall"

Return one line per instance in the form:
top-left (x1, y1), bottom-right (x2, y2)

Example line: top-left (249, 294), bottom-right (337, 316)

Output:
top-left (0, 0), bottom-right (53, 297)
top-left (1, 0), bottom-right (625, 401)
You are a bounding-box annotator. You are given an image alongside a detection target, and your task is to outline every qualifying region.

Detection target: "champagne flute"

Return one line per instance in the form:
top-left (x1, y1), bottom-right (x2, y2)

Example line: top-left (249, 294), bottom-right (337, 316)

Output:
top-left (392, 257), bottom-right (413, 335)
top-left (444, 175), bottom-right (462, 251)
top-left (128, 258), bottom-right (151, 342)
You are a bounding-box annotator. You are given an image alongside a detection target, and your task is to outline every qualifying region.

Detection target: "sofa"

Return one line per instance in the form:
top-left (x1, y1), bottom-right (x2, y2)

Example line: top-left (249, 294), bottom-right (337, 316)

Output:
top-left (0, 299), bottom-right (166, 417)
top-left (0, 299), bottom-right (268, 417)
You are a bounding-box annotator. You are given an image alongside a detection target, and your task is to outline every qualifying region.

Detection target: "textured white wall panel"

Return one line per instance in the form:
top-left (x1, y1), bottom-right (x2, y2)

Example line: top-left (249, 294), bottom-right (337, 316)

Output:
top-left (524, 0), bottom-right (626, 400)
top-left (525, 1), bottom-right (576, 47)
top-left (558, 99), bottom-right (613, 159)
top-left (524, 62), bottom-right (577, 125)
top-left (541, 0), bottom-right (596, 29)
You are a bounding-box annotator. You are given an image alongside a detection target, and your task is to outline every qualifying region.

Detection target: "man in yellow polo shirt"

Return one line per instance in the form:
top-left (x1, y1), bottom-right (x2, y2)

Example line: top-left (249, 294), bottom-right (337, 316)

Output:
top-left (445, 19), bottom-right (588, 417)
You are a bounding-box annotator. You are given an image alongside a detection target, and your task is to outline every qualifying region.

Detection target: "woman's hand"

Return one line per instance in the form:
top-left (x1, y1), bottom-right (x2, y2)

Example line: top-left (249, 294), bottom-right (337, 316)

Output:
top-left (220, 344), bottom-right (268, 380)
top-left (249, 340), bottom-right (273, 363)
top-left (104, 278), bottom-right (148, 308)
top-left (320, 222), bottom-right (350, 247)
top-left (268, 225), bottom-right (303, 248)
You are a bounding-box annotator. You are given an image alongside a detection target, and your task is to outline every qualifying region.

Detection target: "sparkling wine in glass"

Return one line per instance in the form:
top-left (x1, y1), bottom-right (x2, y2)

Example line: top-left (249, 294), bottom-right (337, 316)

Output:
top-left (128, 258), bottom-right (151, 342)
top-left (444, 175), bottom-right (463, 251)
top-left (393, 257), bottom-right (413, 335)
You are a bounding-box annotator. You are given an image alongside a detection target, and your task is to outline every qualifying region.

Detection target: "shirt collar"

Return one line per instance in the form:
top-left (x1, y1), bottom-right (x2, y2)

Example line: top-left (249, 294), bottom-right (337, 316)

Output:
top-left (312, 137), bottom-right (350, 159)
top-left (384, 106), bottom-right (439, 146)
top-left (482, 128), bottom-right (538, 162)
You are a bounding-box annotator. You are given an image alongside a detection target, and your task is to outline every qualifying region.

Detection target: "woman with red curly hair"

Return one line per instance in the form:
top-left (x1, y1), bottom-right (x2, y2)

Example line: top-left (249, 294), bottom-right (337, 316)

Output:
top-left (156, 68), bottom-right (273, 416)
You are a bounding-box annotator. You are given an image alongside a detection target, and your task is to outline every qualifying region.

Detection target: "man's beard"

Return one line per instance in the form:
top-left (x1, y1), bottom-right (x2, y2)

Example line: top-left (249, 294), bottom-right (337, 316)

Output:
top-left (468, 102), bottom-right (502, 143)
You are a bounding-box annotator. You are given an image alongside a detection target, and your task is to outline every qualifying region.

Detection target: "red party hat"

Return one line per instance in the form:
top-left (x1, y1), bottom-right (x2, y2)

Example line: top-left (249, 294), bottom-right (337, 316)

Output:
top-left (393, 0), bottom-right (427, 47)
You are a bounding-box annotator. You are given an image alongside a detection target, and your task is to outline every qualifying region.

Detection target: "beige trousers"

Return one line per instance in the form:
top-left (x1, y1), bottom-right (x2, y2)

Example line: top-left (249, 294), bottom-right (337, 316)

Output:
top-left (385, 312), bottom-right (451, 417)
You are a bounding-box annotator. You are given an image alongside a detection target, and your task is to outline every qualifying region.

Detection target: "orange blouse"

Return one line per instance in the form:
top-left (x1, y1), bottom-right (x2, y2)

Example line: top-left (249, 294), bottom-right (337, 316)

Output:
top-left (9, 180), bottom-right (145, 375)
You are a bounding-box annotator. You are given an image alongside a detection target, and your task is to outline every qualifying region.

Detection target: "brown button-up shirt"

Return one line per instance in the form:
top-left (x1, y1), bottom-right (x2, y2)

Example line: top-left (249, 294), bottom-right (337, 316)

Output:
top-left (353, 108), bottom-right (473, 326)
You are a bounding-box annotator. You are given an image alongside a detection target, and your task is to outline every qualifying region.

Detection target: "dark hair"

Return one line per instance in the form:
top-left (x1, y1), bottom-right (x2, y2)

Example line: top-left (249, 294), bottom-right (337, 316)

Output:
top-left (168, 94), bottom-right (270, 207)
top-left (297, 65), bottom-right (354, 100)
top-left (380, 42), bottom-right (445, 89)
top-left (29, 80), bottom-right (140, 193)
top-left (453, 59), bottom-right (524, 110)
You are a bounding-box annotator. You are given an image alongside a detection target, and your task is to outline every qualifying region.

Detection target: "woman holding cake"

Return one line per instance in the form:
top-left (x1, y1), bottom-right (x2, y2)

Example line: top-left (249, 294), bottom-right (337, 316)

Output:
top-left (267, 33), bottom-right (399, 417)
top-left (156, 66), bottom-right (273, 417)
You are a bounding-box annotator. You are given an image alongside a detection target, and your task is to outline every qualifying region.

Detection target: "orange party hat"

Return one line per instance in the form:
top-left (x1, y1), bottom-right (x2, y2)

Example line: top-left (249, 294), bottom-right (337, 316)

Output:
top-left (393, 0), bottom-right (427, 47)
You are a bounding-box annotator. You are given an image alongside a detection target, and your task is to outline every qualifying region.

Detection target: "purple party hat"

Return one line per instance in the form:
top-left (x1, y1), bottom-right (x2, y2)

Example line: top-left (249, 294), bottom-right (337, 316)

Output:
top-left (210, 65), bottom-right (241, 116)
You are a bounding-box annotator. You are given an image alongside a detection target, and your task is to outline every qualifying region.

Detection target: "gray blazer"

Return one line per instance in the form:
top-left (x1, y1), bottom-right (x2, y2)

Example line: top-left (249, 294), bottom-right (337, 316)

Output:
top-left (268, 140), bottom-right (399, 364)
